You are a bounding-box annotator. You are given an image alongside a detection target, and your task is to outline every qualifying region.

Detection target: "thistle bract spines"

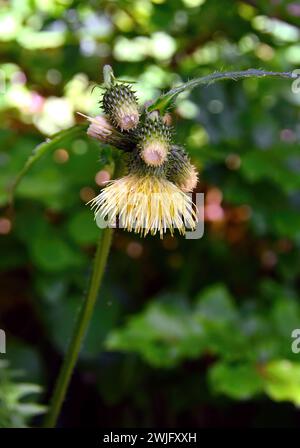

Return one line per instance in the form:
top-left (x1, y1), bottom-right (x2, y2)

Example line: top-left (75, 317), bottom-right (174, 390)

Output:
top-left (166, 145), bottom-right (198, 192)
top-left (127, 148), bottom-right (166, 178)
top-left (137, 114), bottom-right (172, 167)
top-left (102, 83), bottom-right (139, 131)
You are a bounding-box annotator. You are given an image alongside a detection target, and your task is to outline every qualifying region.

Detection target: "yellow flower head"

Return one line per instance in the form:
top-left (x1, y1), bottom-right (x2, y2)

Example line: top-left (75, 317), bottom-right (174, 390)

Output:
top-left (89, 173), bottom-right (197, 238)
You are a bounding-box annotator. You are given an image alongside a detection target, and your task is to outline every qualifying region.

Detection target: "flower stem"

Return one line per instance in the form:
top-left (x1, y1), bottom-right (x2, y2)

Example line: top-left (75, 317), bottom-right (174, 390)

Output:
top-left (165, 69), bottom-right (297, 98)
top-left (148, 69), bottom-right (299, 113)
top-left (43, 227), bottom-right (113, 427)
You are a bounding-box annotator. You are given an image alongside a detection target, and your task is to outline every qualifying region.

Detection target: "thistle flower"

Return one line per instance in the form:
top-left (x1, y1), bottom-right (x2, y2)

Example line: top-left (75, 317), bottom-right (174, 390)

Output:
top-left (137, 113), bottom-right (172, 167)
top-left (166, 145), bottom-right (198, 192)
top-left (83, 66), bottom-right (199, 238)
top-left (89, 151), bottom-right (197, 237)
top-left (78, 113), bottom-right (135, 151)
top-left (102, 83), bottom-right (139, 131)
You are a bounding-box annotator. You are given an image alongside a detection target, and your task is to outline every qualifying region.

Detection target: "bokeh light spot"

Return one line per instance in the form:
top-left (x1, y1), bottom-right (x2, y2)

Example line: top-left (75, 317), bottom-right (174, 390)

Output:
top-left (208, 99), bottom-right (224, 114)
top-left (127, 241), bottom-right (143, 259)
top-left (53, 149), bottom-right (69, 163)
top-left (80, 187), bottom-right (96, 202)
top-left (95, 170), bottom-right (111, 186)
top-left (225, 154), bottom-right (241, 170)
top-left (0, 218), bottom-right (12, 235)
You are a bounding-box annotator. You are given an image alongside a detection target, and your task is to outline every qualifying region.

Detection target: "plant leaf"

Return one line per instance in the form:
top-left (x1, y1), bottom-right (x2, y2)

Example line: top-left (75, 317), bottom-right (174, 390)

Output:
top-left (263, 360), bottom-right (300, 406)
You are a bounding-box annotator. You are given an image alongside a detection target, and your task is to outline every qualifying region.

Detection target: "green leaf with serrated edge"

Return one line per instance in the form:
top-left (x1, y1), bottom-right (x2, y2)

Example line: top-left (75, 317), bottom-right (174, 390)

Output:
top-left (8, 124), bottom-right (87, 204)
top-left (147, 69), bottom-right (297, 114)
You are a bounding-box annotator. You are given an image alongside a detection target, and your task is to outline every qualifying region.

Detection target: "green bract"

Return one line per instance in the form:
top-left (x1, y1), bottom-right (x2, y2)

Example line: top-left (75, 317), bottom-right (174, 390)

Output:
top-left (101, 83), bottom-right (140, 131)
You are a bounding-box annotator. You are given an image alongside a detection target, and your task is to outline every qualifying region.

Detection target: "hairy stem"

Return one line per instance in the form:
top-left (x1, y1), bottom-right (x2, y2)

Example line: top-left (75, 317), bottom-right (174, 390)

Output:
top-left (148, 69), bottom-right (298, 112)
top-left (43, 227), bottom-right (113, 427)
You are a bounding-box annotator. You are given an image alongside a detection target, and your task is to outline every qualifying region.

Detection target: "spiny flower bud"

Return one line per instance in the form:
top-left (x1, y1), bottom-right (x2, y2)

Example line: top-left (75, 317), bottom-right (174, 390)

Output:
top-left (128, 148), bottom-right (165, 178)
top-left (78, 113), bottom-right (135, 151)
top-left (102, 83), bottom-right (139, 131)
top-left (137, 113), bottom-right (172, 167)
top-left (166, 145), bottom-right (198, 192)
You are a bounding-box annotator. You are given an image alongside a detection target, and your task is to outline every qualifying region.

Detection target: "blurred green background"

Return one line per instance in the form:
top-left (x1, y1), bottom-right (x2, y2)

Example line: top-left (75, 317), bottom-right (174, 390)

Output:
top-left (1, 0), bottom-right (300, 428)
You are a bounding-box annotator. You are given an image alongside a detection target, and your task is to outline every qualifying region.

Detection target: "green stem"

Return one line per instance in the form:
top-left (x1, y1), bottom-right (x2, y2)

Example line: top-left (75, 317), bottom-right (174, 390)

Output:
top-left (43, 227), bottom-right (113, 427)
top-left (148, 69), bottom-right (298, 113)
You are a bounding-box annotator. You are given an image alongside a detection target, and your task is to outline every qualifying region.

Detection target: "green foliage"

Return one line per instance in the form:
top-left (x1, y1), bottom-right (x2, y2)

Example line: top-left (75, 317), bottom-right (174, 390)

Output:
top-left (107, 295), bottom-right (204, 367)
top-left (209, 363), bottom-right (264, 400)
top-left (264, 361), bottom-right (300, 406)
top-left (0, 361), bottom-right (45, 428)
top-left (107, 284), bottom-right (300, 406)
